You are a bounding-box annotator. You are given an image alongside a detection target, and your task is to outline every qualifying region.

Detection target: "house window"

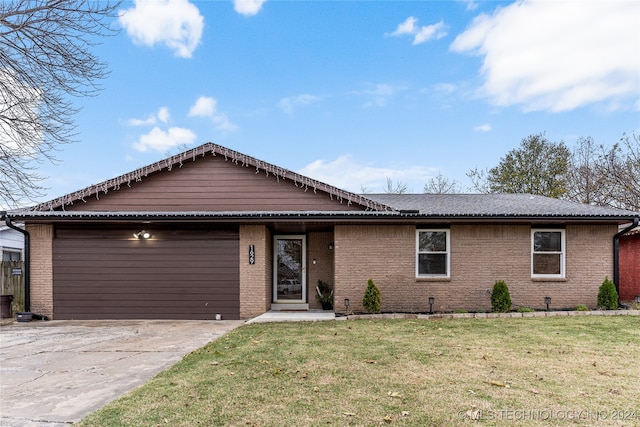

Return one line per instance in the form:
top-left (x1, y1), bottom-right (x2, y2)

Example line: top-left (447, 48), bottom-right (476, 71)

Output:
top-left (531, 229), bottom-right (565, 278)
top-left (2, 250), bottom-right (22, 261)
top-left (416, 229), bottom-right (450, 277)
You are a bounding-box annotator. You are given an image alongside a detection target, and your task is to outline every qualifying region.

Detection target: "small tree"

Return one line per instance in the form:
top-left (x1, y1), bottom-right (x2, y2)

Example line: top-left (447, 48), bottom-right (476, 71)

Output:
top-left (362, 279), bottom-right (381, 313)
top-left (490, 280), bottom-right (512, 313)
top-left (597, 277), bottom-right (618, 310)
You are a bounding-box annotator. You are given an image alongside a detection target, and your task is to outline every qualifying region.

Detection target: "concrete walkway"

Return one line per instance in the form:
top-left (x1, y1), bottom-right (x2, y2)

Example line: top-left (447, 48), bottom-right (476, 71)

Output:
top-left (0, 319), bottom-right (242, 427)
top-left (246, 310), bottom-right (335, 323)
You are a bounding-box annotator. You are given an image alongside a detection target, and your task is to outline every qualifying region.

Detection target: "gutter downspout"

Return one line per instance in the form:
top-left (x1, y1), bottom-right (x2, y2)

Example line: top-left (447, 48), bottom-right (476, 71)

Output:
top-left (2, 212), bottom-right (30, 313)
top-left (613, 217), bottom-right (639, 302)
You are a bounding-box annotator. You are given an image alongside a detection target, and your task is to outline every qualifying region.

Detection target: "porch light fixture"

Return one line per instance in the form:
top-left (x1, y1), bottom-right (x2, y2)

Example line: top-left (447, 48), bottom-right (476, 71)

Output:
top-left (428, 296), bottom-right (435, 314)
top-left (544, 296), bottom-right (551, 311)
top-left (328, 242), bottom-right (334, 250)
top-left (134, 230), bottom-right (151, 239)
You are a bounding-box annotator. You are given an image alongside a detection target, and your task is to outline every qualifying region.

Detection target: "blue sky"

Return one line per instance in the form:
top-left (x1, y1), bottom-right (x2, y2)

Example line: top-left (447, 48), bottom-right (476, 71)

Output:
top-left (36, 0), bottom-right (639, 203)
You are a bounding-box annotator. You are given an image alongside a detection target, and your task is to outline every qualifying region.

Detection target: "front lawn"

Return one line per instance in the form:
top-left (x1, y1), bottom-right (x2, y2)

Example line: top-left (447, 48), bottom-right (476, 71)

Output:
top-left (79, 316), bottom-right (640, 426)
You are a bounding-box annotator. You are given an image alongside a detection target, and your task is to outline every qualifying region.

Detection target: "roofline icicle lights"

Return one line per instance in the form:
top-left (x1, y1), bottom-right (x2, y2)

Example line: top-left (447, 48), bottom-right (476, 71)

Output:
top-left (32, 143), bottom-right (394, 213)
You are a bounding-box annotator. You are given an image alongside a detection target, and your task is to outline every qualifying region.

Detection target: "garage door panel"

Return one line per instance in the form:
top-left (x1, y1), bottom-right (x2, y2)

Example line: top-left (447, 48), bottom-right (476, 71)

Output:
top-left (53, 227), bottom-right (240, 320)
top-left (53, 269), bottom-right (239, 280)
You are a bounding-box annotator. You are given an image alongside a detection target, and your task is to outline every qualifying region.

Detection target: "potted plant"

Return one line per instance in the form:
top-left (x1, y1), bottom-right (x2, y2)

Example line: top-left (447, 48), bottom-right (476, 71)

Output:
top-left (316, 280), bottom-right (334, 310)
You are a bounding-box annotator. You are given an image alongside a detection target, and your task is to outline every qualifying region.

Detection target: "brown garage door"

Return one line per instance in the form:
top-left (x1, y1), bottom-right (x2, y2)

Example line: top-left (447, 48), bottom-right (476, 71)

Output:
top-left (53, 225), bottom-right (239, 320)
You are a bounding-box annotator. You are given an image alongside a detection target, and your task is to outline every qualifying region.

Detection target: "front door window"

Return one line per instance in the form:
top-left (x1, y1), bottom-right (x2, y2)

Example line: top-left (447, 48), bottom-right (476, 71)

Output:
top-left (274, 236), bottom-right (306, 302)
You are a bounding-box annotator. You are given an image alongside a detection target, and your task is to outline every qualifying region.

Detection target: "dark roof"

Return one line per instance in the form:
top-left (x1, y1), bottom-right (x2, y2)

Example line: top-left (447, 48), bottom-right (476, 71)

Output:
top-left (3, 142), bottom-right (638, 223)
top-left (366, 193), bottom-right (640, 219)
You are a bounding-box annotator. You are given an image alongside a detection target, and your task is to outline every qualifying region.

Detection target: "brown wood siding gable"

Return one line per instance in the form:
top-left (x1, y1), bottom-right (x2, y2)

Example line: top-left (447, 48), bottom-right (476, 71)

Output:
top-left (59, 152), bottom-right (365, 212)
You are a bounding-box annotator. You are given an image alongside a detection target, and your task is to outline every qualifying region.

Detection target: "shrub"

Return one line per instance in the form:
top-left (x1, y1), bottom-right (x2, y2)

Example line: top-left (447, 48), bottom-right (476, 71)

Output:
top-left (362, 279), bottom-right (381, 313)
top-left (575, 304), bottom-right (589, 311)
top-left (517, 307), bottom-right (534, 313)
top-left (490, 280), bottom-right (512, 313)
top-left (597, 277), bottom-right (618, 310)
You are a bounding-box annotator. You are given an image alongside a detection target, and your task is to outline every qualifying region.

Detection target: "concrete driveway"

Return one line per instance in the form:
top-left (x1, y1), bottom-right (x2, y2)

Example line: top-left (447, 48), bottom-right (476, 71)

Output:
top-left (0, 319), bottom-right (243, 427)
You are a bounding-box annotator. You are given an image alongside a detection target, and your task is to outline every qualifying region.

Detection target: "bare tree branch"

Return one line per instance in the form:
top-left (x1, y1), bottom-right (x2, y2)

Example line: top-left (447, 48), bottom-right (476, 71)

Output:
top-left (423, 172), bottom-right (460, 194)
top-left (0, 0), bottom-right (120, 208)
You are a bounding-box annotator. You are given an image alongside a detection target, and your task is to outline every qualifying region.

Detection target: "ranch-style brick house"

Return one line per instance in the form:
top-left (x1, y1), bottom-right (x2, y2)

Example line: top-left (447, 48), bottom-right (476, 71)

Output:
top-left (3, 143), bottom-right (639, 320)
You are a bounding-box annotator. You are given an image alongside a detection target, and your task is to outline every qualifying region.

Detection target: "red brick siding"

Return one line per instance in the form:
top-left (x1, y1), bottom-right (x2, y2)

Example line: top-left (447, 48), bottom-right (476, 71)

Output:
top-left (619, 233), bottom-right (640, 301)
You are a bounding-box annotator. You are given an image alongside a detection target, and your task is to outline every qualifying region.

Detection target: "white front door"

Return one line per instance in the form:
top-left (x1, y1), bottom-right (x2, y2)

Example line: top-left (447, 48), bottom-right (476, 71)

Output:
top-left (273, 235), bottom-right (306, 303)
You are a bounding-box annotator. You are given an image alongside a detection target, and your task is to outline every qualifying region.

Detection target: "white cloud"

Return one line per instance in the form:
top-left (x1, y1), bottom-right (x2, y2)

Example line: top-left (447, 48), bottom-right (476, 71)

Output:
top-left (278, 94), bottom-right (321, 114)
top-left (133, 126), bottom-right (197, 152)
top-left (157, 107), bottom-right (170, 123)
top-left (473, 123), bottom-right (492, 132)
top-left (389, 16), bottom-right (418, 37)
top-left (188, 96), bottom-right (216, 117)
top-left (298, 155), bottom-right (437, 194)
top-left (388, 17), bottom-right (447, 45)
top-left (451, 0), bottom-right (640, 112)
top-left (128, 107), bottom-right (171, 126)
top-left (460, 0), bottom-right (479, 11)
top-left (188, 96), bottom-right (238, 132)
top-left (413, 21), bottom-right (447, 45)
top-left (119, 0), bottom-right (204, 58)
top-left (353, 83), bottom-right (405, 108)
top-left (234, 0), bottom-right (266, 16)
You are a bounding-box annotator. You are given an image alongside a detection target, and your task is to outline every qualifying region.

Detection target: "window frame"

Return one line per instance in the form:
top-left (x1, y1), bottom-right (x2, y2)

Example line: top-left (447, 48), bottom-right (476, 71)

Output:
top-left (2, 249), bottom-right (22, 261)
top-left (531, 229), bottom-right (566, 279)
top-left (416, 229), bottom-right (451, 278)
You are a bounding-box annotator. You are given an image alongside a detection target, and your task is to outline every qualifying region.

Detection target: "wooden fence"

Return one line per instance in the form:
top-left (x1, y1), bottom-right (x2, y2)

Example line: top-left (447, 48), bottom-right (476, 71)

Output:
top-left (1, 261), bottom-right (25, 313)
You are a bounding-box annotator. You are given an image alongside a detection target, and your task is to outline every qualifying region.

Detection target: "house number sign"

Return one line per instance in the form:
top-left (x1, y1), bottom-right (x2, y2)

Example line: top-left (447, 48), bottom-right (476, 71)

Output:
top-left (249, 245), bottom-right (255, 265)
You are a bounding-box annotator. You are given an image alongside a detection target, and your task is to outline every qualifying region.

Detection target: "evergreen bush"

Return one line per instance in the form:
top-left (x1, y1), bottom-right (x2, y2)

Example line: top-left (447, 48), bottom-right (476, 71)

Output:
top-left (597, 277), bottom-right (618, 310)
top-left (490, 280), bottom-right (512, 313)
top-left (362, 279), bottom-right (381, 313)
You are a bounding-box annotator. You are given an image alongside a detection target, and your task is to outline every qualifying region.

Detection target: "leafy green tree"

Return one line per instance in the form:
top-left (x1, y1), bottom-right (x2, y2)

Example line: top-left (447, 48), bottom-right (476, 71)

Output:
top-left (469, 133), bottom-right (570, 198)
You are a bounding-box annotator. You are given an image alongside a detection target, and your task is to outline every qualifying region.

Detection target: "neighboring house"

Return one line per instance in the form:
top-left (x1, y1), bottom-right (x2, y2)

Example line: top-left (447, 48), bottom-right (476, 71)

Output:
top-left (619, 227), bottom-right (640, 302)
top-left (0, 224), bottom-right (24, 261)
top-left (3, 143), bottom-right (639, 320)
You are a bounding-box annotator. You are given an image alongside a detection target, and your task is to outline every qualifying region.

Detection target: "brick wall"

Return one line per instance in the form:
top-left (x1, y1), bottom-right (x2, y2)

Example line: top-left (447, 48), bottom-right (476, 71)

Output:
top-left (619, 233), bottom-right (640, 301)
top-left (307, 232), bottom-right (334, 309)
top-left (239, 225), bottom-right (271, 318)
top-left (334, 223), bottom-right (616, 314)
top-left (26, 224), bottom-right (54, 318)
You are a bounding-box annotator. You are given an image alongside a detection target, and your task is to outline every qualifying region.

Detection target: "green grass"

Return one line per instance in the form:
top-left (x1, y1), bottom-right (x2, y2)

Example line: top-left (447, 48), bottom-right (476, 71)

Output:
top-left (78, 317), bottom-right (640, 426)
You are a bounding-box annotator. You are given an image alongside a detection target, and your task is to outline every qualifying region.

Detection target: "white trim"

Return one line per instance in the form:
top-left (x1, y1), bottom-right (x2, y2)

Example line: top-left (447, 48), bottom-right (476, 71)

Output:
top-left (531, 229), bottom-right (566, 279)
top-left (416, 229), bottom-right (450, 278)
top-left (273, 235), bottom-right (307, 303)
